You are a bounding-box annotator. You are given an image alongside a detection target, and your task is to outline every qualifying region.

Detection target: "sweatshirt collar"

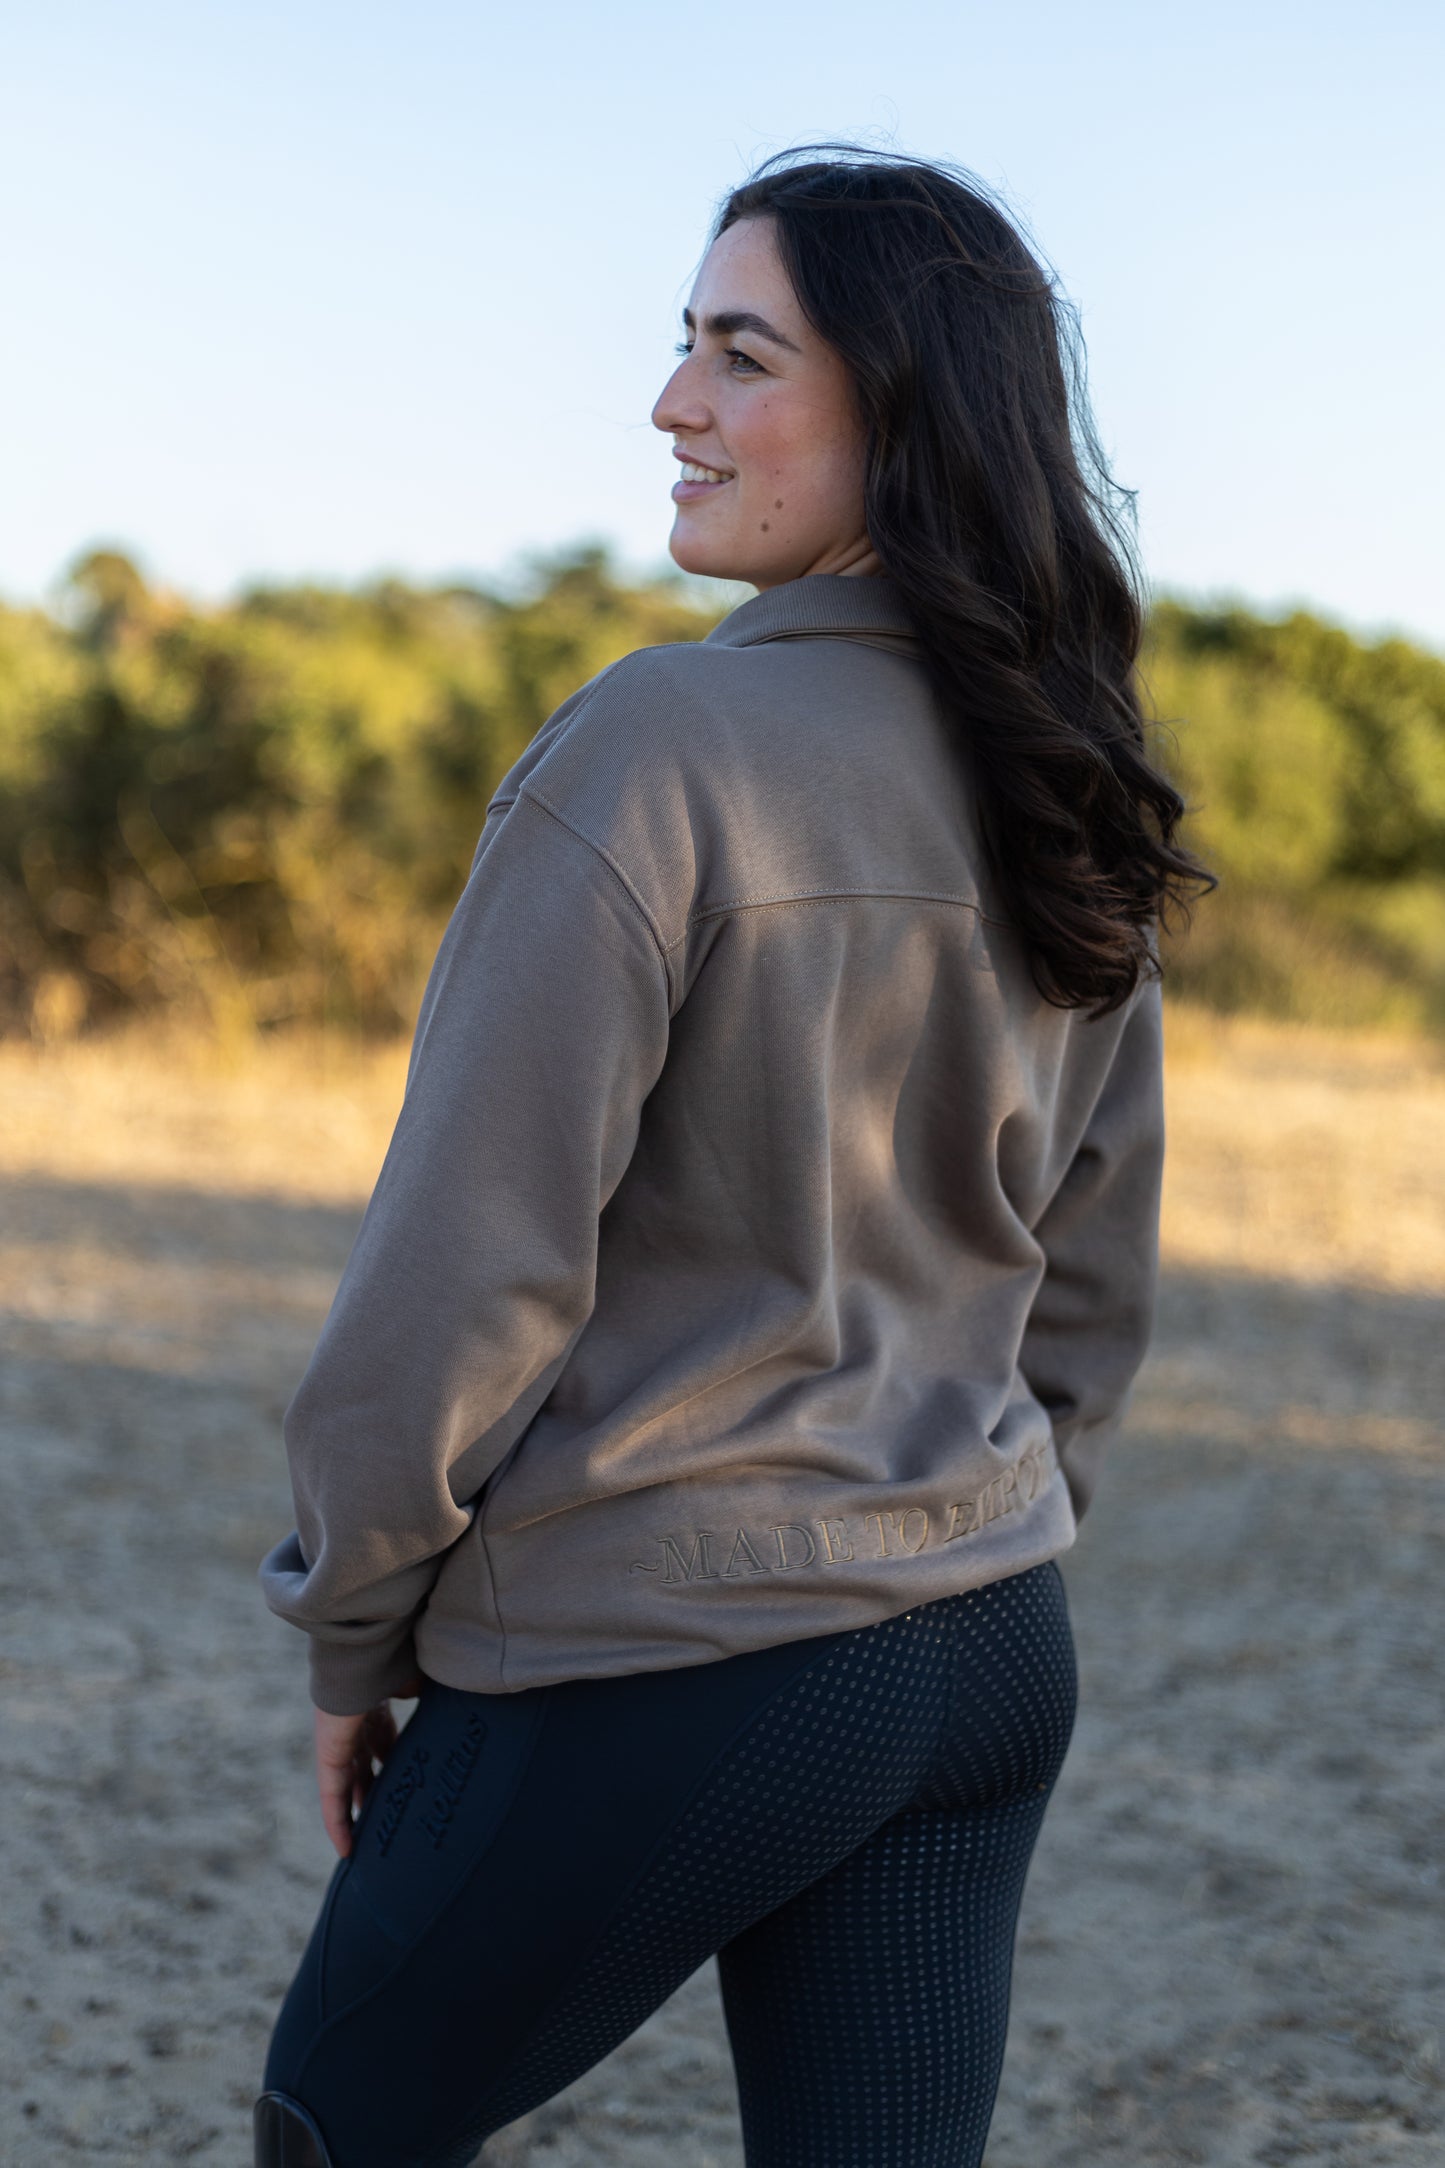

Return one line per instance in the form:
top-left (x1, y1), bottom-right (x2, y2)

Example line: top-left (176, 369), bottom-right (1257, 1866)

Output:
top-left (703, 572), bottom-right (919, 651)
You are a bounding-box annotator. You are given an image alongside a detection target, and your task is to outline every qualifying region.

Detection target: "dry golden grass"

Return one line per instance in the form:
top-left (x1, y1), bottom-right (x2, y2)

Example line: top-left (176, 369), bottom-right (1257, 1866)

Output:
top-left (1160, 1003), bottom-right (1445, 1292)
top-left (2, 1001), bottom-right (1441, 1293)
top-left (0, 1023), bottom-right (410, 1203)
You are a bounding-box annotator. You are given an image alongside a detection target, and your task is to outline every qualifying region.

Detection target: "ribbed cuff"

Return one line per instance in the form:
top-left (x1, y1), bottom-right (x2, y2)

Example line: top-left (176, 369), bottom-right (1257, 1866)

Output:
top-left (306, 1630), bottom-right (424, 1716)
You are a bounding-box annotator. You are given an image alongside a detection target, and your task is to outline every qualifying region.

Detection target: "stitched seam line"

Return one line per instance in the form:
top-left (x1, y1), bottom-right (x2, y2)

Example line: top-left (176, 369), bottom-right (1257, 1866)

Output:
top-left (713, 627), bottom-right (919, 650)
top-left (312, 1859), bottom-right (353, 2031)
top-left (478, 1514), bottom-right (507, 1691)
top-left (516, 789), bottom-right (676, 1003)
top-left (665, 888), bottom-right (1006, 953)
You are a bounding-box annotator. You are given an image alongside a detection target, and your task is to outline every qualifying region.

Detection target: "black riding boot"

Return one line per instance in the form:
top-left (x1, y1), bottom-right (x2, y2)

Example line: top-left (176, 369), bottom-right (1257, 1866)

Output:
top-left (254, 2091), bottom-right (336, 2166)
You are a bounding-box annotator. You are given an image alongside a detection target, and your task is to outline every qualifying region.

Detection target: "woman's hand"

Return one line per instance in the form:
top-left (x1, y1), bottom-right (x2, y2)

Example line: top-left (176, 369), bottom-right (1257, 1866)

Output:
top-left (314, 1673), bottom-right (425, 1858)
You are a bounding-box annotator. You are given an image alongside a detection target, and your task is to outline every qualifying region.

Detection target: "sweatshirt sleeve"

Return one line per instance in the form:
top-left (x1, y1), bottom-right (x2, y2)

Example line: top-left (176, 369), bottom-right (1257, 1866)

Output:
top-left (257, 789), bottom-right (671, 1713)
top-left (1017, 975), bottom-right (1166, 1522)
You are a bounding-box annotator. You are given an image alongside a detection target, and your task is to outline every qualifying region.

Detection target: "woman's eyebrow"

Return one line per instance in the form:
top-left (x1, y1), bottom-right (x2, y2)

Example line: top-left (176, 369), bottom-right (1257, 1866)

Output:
top-left (682, 306), bottom-right (802, 354)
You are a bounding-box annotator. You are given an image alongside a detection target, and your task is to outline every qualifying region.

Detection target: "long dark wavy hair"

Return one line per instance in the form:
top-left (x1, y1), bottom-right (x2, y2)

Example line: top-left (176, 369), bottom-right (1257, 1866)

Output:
top-left (715, 148), bottom-right (1213, 1015)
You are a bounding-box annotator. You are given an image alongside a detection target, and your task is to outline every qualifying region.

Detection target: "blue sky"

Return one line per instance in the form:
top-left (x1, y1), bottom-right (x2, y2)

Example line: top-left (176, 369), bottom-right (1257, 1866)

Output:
top-left (3, 0), bottom-right (1441, 646)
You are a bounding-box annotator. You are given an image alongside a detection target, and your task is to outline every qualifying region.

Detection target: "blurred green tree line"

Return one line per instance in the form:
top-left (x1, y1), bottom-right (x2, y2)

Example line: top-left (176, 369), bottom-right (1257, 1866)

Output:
top-left (2, 544), bottom-right (1441, 1040)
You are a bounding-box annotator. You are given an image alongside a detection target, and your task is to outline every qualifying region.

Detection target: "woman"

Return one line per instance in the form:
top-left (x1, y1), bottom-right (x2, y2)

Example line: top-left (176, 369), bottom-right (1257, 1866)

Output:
top-left (254, 148), bottom-right (1206, 2168)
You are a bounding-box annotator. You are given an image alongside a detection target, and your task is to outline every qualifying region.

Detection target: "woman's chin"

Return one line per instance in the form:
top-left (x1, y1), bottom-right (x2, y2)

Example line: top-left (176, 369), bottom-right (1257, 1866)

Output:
top-left (667, 522), bottom-right (748, 583)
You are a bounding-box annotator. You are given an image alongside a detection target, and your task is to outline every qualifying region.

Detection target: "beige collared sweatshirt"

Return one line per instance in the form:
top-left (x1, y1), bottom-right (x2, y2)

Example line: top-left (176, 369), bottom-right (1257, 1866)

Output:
top-left (259, 573), bottom-right (1165, 1714)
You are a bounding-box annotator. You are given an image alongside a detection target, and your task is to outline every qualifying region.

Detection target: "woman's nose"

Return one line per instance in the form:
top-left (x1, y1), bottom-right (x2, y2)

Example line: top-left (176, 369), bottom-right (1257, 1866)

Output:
top-left (651, 364), bottom-right (709, 436)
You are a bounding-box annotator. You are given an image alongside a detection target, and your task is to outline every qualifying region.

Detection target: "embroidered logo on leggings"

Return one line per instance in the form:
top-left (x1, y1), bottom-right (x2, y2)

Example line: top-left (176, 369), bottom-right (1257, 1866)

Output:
top-left (627, 1439), bottom-right (1056, 1585)
top-left (373, 1713), bottom-right (487, 1856)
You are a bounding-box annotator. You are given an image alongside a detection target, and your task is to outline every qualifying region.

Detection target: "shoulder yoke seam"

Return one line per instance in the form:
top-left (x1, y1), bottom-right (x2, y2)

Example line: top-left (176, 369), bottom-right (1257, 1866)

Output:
top-left (490, 805), bottom-right (1004, 960)
top-left (666, 887), bottom-right (1004, 952)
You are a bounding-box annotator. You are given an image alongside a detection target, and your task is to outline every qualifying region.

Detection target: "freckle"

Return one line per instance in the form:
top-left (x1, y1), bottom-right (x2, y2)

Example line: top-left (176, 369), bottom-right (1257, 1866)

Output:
top-left (774, 499), bottom-right (784, 509)
top-left (760, 521), bottom-right (770, 531)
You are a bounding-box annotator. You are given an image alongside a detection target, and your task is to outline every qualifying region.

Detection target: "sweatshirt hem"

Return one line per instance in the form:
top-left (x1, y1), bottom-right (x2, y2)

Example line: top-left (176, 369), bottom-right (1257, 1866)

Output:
top-left (413, 1479), bottom-right (1077, 1698)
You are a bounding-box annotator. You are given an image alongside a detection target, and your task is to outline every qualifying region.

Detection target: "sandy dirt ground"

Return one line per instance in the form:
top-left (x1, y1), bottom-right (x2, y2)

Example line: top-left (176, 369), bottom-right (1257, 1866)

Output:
top-left (1, 1009), bottom-right (1442, 2166)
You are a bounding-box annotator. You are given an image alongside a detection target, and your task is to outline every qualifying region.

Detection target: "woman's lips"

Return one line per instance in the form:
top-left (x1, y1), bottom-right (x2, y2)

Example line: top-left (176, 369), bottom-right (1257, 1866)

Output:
top-left (671, 473), bottom-right (734, 503)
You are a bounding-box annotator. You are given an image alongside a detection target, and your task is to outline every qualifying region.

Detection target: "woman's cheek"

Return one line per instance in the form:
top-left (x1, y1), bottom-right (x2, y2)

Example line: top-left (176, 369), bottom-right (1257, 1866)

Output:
top-left (755, 482), bottom-right (790, 538)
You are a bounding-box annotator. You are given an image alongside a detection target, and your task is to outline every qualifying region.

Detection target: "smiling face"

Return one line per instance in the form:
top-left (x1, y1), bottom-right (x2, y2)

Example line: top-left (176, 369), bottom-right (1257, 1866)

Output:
top-left (650, 215), bottom-right (881, 590)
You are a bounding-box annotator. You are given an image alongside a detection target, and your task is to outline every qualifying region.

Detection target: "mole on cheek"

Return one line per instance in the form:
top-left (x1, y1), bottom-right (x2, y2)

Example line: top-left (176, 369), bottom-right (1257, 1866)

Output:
top-left (760, 521), bottom-right (770, 532)
top-left (774, 499), bottom-right (784, 509)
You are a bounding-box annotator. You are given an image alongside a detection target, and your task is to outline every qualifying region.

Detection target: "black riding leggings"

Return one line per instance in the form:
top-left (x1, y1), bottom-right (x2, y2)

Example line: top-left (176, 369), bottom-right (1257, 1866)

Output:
top-left (263, 1558), bottom-right (1077, 2168)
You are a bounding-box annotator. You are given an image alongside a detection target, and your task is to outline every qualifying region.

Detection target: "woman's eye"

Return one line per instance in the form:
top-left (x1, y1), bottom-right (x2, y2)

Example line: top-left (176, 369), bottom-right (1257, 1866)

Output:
top-left (672, 340), bottom-right (763, 376)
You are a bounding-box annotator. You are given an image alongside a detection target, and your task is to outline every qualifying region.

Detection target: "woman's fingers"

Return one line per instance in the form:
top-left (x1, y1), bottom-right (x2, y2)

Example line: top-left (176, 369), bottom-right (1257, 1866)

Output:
top-left (351, 1708), bottom-right (394, 1819)
top-left (315, 1711), bottom-right (358, 1858)
top-left (314, 1702), bottom-right (405, 1858)
top-left (315, 1709), bottom-right (370, 1858)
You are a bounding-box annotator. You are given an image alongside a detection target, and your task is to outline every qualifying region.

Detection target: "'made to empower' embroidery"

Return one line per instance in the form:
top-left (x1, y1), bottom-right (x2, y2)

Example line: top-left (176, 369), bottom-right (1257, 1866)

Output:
top-left (627, 1440), bottom-right (1056, 1584)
